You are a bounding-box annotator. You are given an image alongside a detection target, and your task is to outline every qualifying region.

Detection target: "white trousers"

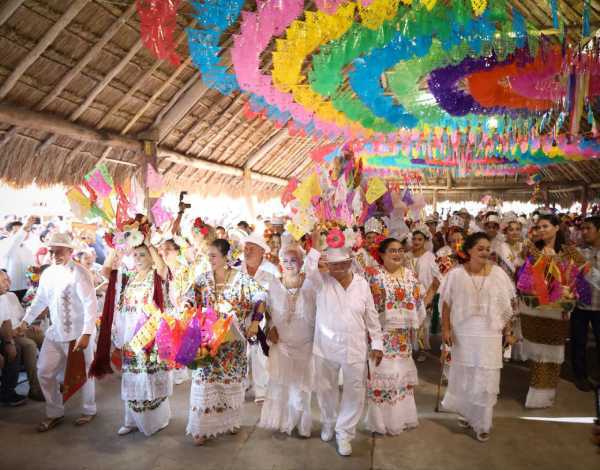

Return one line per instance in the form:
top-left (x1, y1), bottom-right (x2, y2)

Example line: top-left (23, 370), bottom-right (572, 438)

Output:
top-left (37, 336), bottom-right (96, 419)
top-left (314, 356), bottom-right (366, 442)
top-left (248, 344), bottom-right (269, 400)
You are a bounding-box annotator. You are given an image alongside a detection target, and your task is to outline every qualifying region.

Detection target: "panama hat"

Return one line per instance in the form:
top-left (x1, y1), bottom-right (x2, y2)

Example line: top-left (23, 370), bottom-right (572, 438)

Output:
top-left (325, 247), bottom-right (352, 263)
top-left (242, 233), bottom-right (271, 254)
top-left (47, 232), bottom-right (75, 249)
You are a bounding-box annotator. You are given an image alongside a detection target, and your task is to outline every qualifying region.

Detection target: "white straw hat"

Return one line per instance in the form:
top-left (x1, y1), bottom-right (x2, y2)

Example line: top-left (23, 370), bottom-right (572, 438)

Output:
top-left (325, 247), bottom-right (352, 263)
top-left (242, 233), bottom-right (271, 254)
top-left (47, 232), bottom-right (75, 249)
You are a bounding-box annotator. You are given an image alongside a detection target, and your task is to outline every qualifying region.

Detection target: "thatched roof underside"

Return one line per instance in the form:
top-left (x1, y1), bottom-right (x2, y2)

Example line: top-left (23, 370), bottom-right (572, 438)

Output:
top-left (0, 0), bottom-right (598, 205)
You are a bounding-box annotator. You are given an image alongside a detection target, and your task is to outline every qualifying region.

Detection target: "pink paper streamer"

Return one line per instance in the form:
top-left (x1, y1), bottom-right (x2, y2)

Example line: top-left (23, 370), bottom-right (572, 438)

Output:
top-left (231, 0), bottom-right (350, 138)
top-left (86, 168), bottom-right (112, 198)
top-left (151, 198), bottom-right (173, 227)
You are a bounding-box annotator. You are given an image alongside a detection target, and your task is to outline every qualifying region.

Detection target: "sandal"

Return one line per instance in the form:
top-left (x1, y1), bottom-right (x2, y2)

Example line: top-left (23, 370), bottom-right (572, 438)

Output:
top-left (193, 435), bottom-right (207, 446)
top-left (75, 414), bottom-right (96, 426)
top-left (457, 418), bottom-right (470, 429)
top-left (476, 432), bottom-right (490, 442)
top-left (37, 416), bottom-right (64, 433)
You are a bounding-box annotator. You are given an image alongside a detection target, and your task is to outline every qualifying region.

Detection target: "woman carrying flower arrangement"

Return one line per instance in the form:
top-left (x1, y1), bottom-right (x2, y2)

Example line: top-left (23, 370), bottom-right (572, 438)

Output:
top-left (517, 213), bottom-right (588, 409)
top-left (186, 238), bottom-right (267, 445)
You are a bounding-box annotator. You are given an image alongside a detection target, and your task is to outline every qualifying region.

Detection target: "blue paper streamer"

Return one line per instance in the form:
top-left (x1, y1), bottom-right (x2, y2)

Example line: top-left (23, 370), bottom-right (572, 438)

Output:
top-left (583, 0), bottom-right (590, 37)
top-left (550, 0), bottom-right (559, 29)
top-left (512, 7), bottom-right (527, 48)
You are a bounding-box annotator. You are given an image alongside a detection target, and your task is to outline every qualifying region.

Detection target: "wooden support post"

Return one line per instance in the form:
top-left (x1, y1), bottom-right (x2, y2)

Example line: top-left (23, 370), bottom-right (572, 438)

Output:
top-left (432, 189), bottom-right (438, 213)
top-left (542, 185), bottom-right (550, 207)
top-left (243, 168), bottom-right (256, 221)
top-left (582, 184), bottom-right (589, 216)
top-left (142, 140), bottom-right (158, 219)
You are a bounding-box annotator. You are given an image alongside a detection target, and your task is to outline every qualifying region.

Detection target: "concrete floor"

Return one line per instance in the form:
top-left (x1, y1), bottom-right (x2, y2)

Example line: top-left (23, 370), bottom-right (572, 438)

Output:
top-left (2, 351), bottom-right (599, 470)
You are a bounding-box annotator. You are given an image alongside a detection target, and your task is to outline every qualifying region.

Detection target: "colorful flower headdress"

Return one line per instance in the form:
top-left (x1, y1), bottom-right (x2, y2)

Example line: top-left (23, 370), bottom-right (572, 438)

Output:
top-left (104, 214), bottom-right (152, 251)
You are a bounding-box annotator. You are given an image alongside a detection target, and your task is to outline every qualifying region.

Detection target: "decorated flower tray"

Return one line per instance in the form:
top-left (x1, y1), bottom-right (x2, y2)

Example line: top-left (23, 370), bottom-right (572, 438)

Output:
top-left (518, 294), bottom-right (577, 312)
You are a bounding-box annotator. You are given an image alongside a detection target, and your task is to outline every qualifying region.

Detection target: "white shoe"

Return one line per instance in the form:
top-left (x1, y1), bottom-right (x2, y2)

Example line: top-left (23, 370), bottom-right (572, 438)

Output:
top-left (337, 439), bottom-right (352, 456)
top-left (320, 425), bottom-right (334, 442)
top-left (117, 426), bottom-right (135, 436)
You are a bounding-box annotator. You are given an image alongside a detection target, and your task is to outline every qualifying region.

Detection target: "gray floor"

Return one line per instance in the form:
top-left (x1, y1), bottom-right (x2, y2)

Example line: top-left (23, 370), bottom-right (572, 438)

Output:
top-left (2, 353), bottom-right (599, 470)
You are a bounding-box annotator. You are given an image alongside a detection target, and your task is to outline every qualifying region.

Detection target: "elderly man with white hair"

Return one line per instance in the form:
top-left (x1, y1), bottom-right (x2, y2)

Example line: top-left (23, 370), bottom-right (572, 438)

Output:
top-left (240, 233), bottom-right (281, 403)
top-left (17, 233), bottom-right (98, 432)
top-left (306, 229), bottom-right (383, 457)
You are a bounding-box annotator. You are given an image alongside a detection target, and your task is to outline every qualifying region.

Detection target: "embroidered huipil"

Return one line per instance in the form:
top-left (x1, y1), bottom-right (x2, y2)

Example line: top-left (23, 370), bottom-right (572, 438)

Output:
top-left (187, 269), bottom-right (267, 438)
top-left (24, 261), bottom-right (98, 341)
top-left (363, 266), bottom-right (426, 433)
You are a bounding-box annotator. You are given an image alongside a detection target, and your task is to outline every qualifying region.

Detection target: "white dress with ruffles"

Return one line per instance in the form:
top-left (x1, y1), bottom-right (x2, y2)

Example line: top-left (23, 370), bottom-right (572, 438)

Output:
top-left (258, 278), bottom-right (317, 437)
top-left (439, 265), bottom-right (515, 434)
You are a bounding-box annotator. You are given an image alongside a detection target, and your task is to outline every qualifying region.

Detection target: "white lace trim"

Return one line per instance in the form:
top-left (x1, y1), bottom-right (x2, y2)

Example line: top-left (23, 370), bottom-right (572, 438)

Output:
top-left (365, 396), bottom-right (419, 435)
top-left (525, 387), bottom-right (557, 409)
top-left (521, 340), bottom-right (565, 364)
top-left (121, 370), bottom-right (173, 401)
top-left (186, 406), bottom-right (242, 438)
top-left (189, 380), bottom-right (245, 411)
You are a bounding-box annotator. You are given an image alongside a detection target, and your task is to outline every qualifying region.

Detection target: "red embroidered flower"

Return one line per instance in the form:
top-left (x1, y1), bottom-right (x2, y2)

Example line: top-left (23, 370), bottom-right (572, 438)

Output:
top-left (405, 303), bottom-right (414, 310)
top-left (373, 390), bottom-right (381, 397)
top-left (200, 226), bottom-right (209, 236)
top-left (386, 301), bottom-right (394, 310)
top-left (395, 288), bottom-right (405, 301)
top-left (400, 344), bottom-right (407, 352)
top-left (326, 228), bottom-right (345, 248)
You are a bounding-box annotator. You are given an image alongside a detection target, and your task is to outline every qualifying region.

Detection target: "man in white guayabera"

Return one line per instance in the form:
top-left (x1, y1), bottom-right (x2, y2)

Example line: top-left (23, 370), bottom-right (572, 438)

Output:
top-left (17, 233), bottom-right (98, 432)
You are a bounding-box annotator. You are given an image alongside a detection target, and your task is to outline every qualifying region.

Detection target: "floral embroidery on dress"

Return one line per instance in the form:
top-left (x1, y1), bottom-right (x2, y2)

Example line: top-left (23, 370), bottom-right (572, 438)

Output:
top-left (367, 383), bottom-right (414, 405)
top-left (382, 329), bottom-right (411, 358)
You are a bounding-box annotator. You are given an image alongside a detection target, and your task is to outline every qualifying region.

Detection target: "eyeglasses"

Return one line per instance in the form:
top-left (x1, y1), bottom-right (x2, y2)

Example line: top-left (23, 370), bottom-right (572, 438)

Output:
top-left (385, 249), bottom-right (404, 254)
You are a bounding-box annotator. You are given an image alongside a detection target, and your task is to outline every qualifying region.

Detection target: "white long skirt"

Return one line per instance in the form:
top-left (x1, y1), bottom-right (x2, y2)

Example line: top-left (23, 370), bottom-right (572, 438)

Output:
top-left (442, 363), bottom-right (500, 435)
top-left (258, 344), bottom-right (313, 437)
top-left (124, 398), bottom-right (171, 437)
top-left (441, 325), bottom-right (502, 435)
top-left (365, 330), bottom-right (419, 435)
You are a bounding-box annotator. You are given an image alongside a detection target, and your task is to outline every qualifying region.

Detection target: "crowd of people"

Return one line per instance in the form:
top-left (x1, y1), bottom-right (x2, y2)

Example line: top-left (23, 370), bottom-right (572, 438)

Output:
top-left (1, 205), bottom-right (599, 456)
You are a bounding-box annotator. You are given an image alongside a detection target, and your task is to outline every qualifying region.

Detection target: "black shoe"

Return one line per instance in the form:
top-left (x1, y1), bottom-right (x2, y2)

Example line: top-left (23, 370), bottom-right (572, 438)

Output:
top-left (1, 392), bottom-right (27, 406)
top-left (574, 377), bottom-right (593, 392)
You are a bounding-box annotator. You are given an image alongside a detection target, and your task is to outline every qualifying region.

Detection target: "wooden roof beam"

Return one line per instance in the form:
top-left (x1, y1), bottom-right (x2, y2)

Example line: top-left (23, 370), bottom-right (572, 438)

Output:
top-left (0, 102), bottom-right (142, 152)
top-left (69, 37), bottom-right (144, 122)
top-left (0, 0), bottom-right (90, 100)
top-left (244, 129), bottom-right (290, 170)
top-left (151, 37), bottom-right (235, 143)
top-left (97, 17), bottom-right (196, 131)
top-left (158, 148), bottom-right (288, 186)
top-left (0, 0), bottom-right (25, 28)
top-left (37, 2), bottom-right (137, 111)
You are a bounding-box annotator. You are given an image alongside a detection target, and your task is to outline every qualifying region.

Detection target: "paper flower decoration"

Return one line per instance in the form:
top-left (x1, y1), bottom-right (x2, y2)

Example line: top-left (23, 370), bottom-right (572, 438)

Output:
top-left (326, 228), bottom-right (346, 248)
top-left (126, 230), bottom-right (145, 249)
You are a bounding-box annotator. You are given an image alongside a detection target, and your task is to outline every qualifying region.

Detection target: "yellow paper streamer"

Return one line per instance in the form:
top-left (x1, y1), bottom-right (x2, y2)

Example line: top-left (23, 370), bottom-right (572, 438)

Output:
top-left (293, 172), bottom-right (322, 207)
top-left (358, 0), bottom-right (402, 30)
top-left (365, 177), bottom-right (387, 204)
top-left (128, 304), bottom-right (162, 355)
top-left (273, 3), bottom-right (371, 135)
top-left (471, 0), bottom-right (487, 16)
top-left (421, 0), bottom-right (437, 11)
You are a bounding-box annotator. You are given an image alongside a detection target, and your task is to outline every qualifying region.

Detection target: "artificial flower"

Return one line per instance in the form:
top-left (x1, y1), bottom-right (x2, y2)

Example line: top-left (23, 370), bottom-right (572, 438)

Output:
top-left (326, 228), bottom-right (345, 248)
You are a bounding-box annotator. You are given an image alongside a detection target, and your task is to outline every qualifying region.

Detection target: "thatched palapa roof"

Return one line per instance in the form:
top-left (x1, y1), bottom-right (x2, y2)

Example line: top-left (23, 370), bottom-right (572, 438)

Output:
top-left (0, 0), bottom-right (598, 205)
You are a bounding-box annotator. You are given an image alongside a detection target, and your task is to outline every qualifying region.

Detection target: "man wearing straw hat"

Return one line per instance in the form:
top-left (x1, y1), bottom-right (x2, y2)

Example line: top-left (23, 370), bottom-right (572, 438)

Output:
top-left (306, 232), bottom-right (383, 457)
top-left (17, 233), bottom-right (98, 432)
